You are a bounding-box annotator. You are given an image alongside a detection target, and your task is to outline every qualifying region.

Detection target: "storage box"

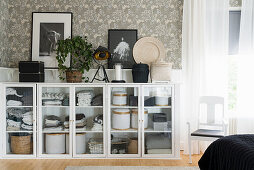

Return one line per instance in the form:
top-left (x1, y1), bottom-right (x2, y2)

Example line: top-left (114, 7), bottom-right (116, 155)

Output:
top-left (19, 73), bottom-right (45, 82)
top-left (153, 122), bottom-right (168, 131)
top-left (144, 96), bottom-right (155, 106)
top-left (19, 61), bottom-right (44, 73)
top-left (129, 96), bottom-right (138, 106)
top-left (153, 113), bottom-right (167, 122)
top-left (151, 60), bottom-right (172, 82)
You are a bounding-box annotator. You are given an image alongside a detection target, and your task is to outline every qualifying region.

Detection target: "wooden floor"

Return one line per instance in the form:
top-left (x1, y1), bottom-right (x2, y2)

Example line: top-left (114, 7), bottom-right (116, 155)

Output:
top-left (0, 152), bottom-right (202, 170)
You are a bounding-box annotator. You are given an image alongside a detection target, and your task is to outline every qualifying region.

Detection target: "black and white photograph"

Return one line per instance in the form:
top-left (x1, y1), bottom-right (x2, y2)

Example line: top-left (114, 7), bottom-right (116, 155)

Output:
top-left (108, 29), bottom-right (137, 69)
top-left (31, 12), bottom-right (72, 68)
top-left (39, 23), bottom-right (64, 57)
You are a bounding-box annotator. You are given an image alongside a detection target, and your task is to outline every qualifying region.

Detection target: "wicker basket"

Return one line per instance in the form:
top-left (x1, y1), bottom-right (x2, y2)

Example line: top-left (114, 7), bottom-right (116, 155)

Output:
top-left (66, 70), bottom-right (82, 83)
top-left (11, 135), bottom-right (32, 154)
top-left (88, 138), bottom-right (103, 154)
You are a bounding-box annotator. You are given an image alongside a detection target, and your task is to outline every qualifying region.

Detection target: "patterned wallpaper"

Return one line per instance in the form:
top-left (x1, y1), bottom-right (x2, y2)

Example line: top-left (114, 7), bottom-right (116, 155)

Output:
top-left (0, 0), bottom-right (242, 68)
top-left (0, 0), bottom-right (9, 67)
top-left (7, 0), bottom-right (183, 69)
top-left (230, 0), bottom-right (242, 7)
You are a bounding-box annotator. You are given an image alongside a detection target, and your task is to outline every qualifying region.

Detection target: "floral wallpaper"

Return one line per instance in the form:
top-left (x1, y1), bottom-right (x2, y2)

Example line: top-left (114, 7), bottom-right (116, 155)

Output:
top-left (0, 0), bottom-right (9, 67)
top-left (7, 0), bottom-right (183, 69)
top-left (230, 0), bottom-right (242, 7)
top-left (1, 0), bottom-right (242, 68)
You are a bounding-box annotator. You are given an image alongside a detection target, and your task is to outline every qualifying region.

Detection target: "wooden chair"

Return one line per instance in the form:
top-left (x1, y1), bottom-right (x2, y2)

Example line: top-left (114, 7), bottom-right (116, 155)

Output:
top-left (187, 96), bottom-right (228, 163)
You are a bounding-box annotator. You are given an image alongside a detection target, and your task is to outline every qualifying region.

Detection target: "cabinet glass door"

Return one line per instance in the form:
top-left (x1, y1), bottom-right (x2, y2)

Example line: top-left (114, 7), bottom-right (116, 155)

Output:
top-left (73, 85), bottom-right (105, 157)
top-left (142, 85), bottom-right (173, 157)
top-left (38, 85), bottom-right (71, 157)
top-left (108, 85), bottom-right (140, 157)
top-left (4, 85), bottom-right (36, 157)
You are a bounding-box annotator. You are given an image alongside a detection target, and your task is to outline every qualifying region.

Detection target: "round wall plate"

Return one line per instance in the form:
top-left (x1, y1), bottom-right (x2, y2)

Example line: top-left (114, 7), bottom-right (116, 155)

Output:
top-left (133, 37), bottom-right (166, 65)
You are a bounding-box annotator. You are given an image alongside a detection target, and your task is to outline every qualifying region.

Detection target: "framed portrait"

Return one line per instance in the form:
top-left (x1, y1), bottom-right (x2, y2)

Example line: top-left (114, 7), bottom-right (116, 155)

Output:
top-left (31, 12), bottom-right (72, 68)
top-left (108, 29), bottom-right (137, 69)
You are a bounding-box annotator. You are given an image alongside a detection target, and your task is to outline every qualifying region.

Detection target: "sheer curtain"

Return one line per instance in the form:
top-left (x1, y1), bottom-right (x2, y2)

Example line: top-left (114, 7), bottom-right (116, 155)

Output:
top-left (236, 0), bottom-right (254, 134)
top-left (182, 0), bottom-right (229, 154)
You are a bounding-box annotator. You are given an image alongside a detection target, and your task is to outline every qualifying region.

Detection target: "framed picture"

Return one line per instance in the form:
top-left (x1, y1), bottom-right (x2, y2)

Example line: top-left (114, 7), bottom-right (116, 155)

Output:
top-left (108, 29), bottom-right (137, 69)
top-left (31, 12), bottom-right (72, 68)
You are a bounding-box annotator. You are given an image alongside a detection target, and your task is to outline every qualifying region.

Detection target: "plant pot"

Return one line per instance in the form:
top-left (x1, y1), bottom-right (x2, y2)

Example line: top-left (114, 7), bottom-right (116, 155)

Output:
top-left (66, 70), bottom-right (82, 83)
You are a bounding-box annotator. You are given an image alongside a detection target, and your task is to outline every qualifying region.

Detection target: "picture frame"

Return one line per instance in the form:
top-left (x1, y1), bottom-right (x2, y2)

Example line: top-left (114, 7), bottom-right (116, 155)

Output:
top-left (108, 29), bottom-right (138, 69)
top-left (31, 12), bottom-right (73, 69)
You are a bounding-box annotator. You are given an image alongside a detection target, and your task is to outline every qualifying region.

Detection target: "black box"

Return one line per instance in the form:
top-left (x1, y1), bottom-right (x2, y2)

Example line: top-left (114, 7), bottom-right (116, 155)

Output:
top-left (129, 96), bottom-right (138, 106)
top-left (144, 96), bottom-right (155, 106)
top-left (19, 73), bottom-right (45, 82)
top-left (153, 113), bottom-right (167, 122)
top-left (19, 61), bottom-right (44, 73)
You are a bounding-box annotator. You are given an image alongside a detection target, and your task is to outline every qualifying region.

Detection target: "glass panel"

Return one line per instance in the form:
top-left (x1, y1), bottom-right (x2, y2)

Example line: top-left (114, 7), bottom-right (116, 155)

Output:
top-left (5, 87), bottom-right (34, 155)
top-left (75, 87), bottom-right (104, 155)
top-left (6, 87), bottom-right (33, 106)
top-left (144, 86), bottom-right (172, 155)
top-left (41, 87), bottom-right (70, 154)
top-left (6, 132), bottom-right (33, 155)
top-left (110, 87), bottom-right (139, 155)
top-left (145, 132), bottom-right (172, 154)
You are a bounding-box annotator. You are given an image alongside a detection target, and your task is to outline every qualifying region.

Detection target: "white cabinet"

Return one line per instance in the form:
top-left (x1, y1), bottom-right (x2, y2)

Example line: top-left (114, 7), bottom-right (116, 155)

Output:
top-left (1, 83), bottom-right (36, 158)
top-left (0, 83), bottom-right (180, 159)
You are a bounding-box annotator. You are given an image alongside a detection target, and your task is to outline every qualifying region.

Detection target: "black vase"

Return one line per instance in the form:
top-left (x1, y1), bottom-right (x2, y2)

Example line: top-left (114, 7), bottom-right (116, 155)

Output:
top-left (132, 63), bottom-right (149, 83)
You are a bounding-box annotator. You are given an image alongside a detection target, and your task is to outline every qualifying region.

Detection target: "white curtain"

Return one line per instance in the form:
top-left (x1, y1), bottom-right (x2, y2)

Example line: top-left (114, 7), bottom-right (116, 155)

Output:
top-left (236, 0), bottom-right (254, 134)
top-left (182, 0), bottom-right (229, 154)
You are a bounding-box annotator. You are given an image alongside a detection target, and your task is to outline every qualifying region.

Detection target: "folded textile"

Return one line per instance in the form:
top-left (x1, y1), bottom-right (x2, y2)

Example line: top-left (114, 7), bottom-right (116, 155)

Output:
top-left (7, 108), bottom-right (26, 118)
top-left (65, 114), bottom-right (85, 121)
top-left (62, 97), bottom-right (69, 106)
top-left (43, 100), bottom-right (62, 106)
top-left (7, 119), bottom-right (21, 128)
top-left (7, 126), bottom-right (20, 131)
top-left (44, 115), bottom-right (61, 127)
top-left (91, 123), bottom-right (103, 131)
top-left (22, 117), bottom-right (33, 125)
top-left (6, 95), bottom-right (23, 101)
top-left (77, 91), bottom-right (94, 106)
top-left (7, 100), bottom-right (23, 106)
top-left (8, 115), bottom-right (22, 122)
top-left (43, 126), bottom-right (63, 131)
top-left (42, 92), bottom-right (65, 100)
top-left (6, 88), bottom-right (23, 97)
top-left (21, 123), bottom-right (33, 130)
top-left (91, 94), bottom-right (103, 106)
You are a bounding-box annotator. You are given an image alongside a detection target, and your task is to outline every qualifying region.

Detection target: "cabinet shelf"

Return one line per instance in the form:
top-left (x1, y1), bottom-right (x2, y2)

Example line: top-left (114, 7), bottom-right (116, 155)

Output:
top-left (6, 106), bottom-right (33, 108)
top-left (144, 106), bottom-right (172, 109)
top-left (75, 106), bottom-right (103, 108)
top-left (6, 131), bottom-right (33, 133)
top-left (41, 106), bottom-right (69, 108)
top-left (144, 128), bottom-right (172, 133)
top-left (42, 131), bottom-right (69, 133)
top-left (111, 105), bottom-right (138, 109)
top-left (111, 129), bottom-right (138, 133)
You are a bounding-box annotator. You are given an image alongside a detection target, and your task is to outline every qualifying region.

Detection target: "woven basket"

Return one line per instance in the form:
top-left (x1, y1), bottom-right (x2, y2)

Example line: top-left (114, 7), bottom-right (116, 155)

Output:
top-left (11, 135), bottom-right (32, 154)
top-left (66, 70), bottom-right (82, 83)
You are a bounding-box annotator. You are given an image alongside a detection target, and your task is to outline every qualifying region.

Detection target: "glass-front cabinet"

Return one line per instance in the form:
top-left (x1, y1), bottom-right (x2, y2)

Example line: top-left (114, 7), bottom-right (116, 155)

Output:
top-left (1, 83), bottom-right (179, 159)
top-left (2, 84), bottom-right (36, 158)
top-left (108, 85), bottom-right (141, 157)
top-left (142, 85), bottom-right (174, 158)
top-left (38, 84), bottom-right (72, 158)
top-left (73, 85), bottom-right (105, 157)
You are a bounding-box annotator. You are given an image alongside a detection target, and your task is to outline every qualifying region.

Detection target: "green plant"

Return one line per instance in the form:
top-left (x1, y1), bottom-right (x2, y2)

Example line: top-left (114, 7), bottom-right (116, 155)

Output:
top-left (56, 36), bottom-right (93, 82)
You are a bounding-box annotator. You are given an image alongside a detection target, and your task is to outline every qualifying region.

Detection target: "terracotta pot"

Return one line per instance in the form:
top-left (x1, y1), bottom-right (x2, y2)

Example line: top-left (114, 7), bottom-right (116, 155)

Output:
top-left (66, 70), bottom-right (82, 83)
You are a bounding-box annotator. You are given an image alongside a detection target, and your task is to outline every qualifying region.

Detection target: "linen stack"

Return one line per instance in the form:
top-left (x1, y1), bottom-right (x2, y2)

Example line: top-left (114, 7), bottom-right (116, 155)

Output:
top-left (91, 114), bottom-right (103, 131)
top-left (6, 108), bottom-right (33, 131)
top-left (64, 114), bottom-right (86, 131)
top-left (76, 91), bottom-right (94, 106)
top-left (44, 115), bottom-right (63, 131)
top-left (6, 88), bottom-right (23, 106)
top-left (42, 92), bottom-right (66, 106)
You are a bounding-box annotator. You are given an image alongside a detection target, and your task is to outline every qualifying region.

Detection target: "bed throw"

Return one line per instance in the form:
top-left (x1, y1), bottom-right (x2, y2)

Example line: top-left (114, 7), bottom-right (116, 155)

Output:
top-left (199, 135), bottom-right (254, 170)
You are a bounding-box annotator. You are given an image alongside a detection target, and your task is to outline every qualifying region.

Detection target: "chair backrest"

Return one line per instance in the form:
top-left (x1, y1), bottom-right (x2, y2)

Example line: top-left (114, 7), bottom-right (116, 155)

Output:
top-left (198, 96), bottom-right (224, 129)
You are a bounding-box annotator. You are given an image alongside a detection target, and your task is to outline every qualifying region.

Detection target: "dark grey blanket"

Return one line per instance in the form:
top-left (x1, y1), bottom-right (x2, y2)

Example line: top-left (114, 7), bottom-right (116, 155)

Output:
top-left (199, 135), bottom-right (254, 170)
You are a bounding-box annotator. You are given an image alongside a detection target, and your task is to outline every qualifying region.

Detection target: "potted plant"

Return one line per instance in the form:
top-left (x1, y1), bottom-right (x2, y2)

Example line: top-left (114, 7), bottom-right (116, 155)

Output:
top-left (56, 36), bottom-right (93, 83)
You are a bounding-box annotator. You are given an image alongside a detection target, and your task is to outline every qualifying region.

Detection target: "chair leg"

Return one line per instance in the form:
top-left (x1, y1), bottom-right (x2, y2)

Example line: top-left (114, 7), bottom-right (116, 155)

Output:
top-left (197, 141), bottom-right (200, 154)
top-left (188, 135), bottom-right (192, 164)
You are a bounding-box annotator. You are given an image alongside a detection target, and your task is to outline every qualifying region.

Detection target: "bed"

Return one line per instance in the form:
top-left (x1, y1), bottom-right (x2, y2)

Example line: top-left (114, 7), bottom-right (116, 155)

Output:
top-left (198, 135), bottom-right (254, 170)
